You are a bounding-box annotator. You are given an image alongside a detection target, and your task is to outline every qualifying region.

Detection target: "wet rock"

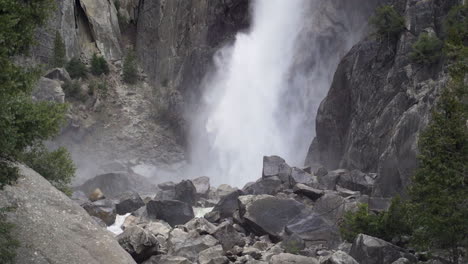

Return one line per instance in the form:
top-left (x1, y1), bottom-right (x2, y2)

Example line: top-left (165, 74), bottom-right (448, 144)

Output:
top-left (33, 77), bottom-right (65, 103)
top-left (142, 255), bottom-right (191, 264)
top-left (216, 184), bottom-right (239, 198)
top-left (211, 190), bottom-right (244, 219)
top-left (239, 195), bottom-right (305, 240)
top-left (243, 176), bottom-right (284, 195)
top-left (270, 253), bottom-right (319, 264)
top-left (193, 176), bottom-right (211, 197)
top-left (199, 245), bottom-right (229, 264)
top-left (146, 200), bottom-right (194, 226)
top-left (116, 191), bottom-right (145, 214)
top-left (78, 172), bottom-right (156, 198)
top-left (213, 222), bottom-right (246, 250)
top-left (185, 217), bottom-right (217, 235)
top-left (293, 183), bottom-right (325, 201)
top-left (350, 234), bottom-right (416, 264)
top-left (155, 181), bottom-right (176, 200)
top-left (82, 199), bottom-right (116, 226)
top-left (117, 226), bottom-right (159, 262)
top-left (174, 180), bottom-right (197, 205)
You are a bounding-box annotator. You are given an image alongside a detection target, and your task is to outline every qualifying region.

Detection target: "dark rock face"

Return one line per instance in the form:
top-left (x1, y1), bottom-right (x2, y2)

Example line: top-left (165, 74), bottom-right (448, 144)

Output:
top-left (307, 0), bottom-right (459, 197)
top-left (117, 226), bottom-right (160, 263)
top-left (146, 200), bottom-right (195, 226)
top-left (350, 234), bottom-right (416, 264)
top-left (77, 172), bottom-right (156, 198)
top-left (174, 180), bottom-right (197, 205)
top-left (211, 190), bottom-right (244, 219)
top-left (116, 191), bottom-right (145, 215)
top-left (239, 195), bottom-right (305, 240)
top-left (82, 199), bottom-right (117, 226)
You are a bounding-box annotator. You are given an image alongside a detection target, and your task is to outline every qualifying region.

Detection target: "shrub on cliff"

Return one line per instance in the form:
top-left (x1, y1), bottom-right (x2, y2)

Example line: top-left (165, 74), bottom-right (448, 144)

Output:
top-left (52, 31), bottom-right (66, 68)
top-left (123, 50), bottom-right (138, 84)
top-left (370, 5), bottom-right (405, 41)
top-left (90, 53), bottom-right (110, 76)
top-left (66, 57), bottom-right (87, 79)
top-left (410, 33), bottom-right (444, 64)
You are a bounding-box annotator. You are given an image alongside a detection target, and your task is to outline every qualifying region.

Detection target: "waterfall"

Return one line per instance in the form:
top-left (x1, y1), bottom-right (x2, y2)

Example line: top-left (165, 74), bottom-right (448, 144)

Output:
top-left (189, 0), bottom-right (308, 187)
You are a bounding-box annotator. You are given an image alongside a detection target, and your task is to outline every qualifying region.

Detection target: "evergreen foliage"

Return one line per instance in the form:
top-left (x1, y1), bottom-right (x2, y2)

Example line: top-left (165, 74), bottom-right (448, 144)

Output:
top-left (123, 50), bottom-right (138, 84)
top-left (19, 145), bottom-right (76, 195)
top-left (90, 53), bottom-right (109, 76)
top-left (409, 77), bottom-right (467, 263)
top-left (52, 31), bottom-right (66, 68)
top-left (370, 5), bottom-right (405, 41)
top-left (66, 57), bottom-right (87, 79)
top-left (410, 33), bottom-right (444, 64)
top-left (340, 197), bottom-right (412, 243)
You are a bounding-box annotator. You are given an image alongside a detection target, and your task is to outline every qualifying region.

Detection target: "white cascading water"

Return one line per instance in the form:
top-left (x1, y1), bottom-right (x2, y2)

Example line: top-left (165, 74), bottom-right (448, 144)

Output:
top-left (189, 0), bottom-right (308, 187)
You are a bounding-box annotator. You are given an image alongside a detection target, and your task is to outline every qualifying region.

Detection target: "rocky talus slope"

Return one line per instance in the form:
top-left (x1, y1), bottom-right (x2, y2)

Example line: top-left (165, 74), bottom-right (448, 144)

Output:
top-left (307, 0), bottom-right (459, 197)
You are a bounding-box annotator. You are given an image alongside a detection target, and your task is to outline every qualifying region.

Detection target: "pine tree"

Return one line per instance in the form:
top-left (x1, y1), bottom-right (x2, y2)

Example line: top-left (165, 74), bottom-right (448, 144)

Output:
top-left (52, 31), bottom-right (66, 67)
top-left (409, 77), bottom-right (468, 263)
top-left (123, 50), bottom-right (138, 84)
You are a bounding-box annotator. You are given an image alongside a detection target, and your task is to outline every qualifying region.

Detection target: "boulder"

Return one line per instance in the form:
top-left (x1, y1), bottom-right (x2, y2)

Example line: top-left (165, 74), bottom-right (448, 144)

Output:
top-left (140, 220), bottom-right (172, 238)
top-left (262, 156), bottom-right (292, 185)
top-left (146, 200), bottom-right (194, 226)
top-left (174, 180), bottom-right (197, 205)
top-left (78, 0), bottom-right (121, 60)
top-left (33, 77), bottom-right (65, 103)
top-left (198, 245), bottom-right (229, 264)
top-left (350, 234), bottom-right (416, 264)
top-left (0, 164), bottom-right (136, 264)
top-left (238, 195), bottom-right (305, 240)
top-left (212, 222), bottom-right (246, 250)
top-left (243, 176), bottom-right (284, 195)
top-left (285, 213), bottom-right (340, 249)
top-left (82, 199), bottom-right (116, 226)
top-left (270, 253), bottom-right (319, 264)
top-left (117, 226), bottom-right (159, 262)
top-left (337, 170), bottom-right (375, 195)
top-left (142, 255), bottom-right (191, 264)
top-left (185, 217), bottom-right (217, 235)
top-left (155, 181), bottom-right (176, 200)
top-left (321, 250), bottom-right (359, 264)
top-left (116, 191), bottom-right (145, 214)
top-left (315, 167), bottom-right (328, 177)
top-left (211, 190), bottom-right (244, 219)
top-left (44, 67), bottom-right (71, 83)
top-left (193, 176), bottom-right (211, 197)
top-left (78, 172), bottom-right (156, 198)
top-left (290, 167), bottom-right (317, 185)
top-left (293, 184), bottom-right (325, 201)
top-left (171, 234), bottom-right (219, 262)
top-left (317, 169), bottom-right (347, 190)
top-left (215, 184), bottom-right (239, 198)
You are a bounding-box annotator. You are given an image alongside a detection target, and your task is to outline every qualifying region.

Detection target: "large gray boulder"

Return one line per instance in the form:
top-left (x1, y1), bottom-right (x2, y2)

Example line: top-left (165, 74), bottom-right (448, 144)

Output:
top-left (270, 253), bottom-right (319, 264)
top-left (210, 189), bottom-right (244, 219)
top-left (78, 0), bottom-right (122, 60)
top-left (33, 77), bottom-right (65, 103)
top-left (174, 180), bottom-right (197, 205)
top-left (115, 191), bottom-right (145, 215)
top-left (285, 213), bottom-right (340, 249)
top-left (243, 176), bottom-right (284, 195)
top-left (239, 195), bottom-right (306, 240)
top-left (146, 200), bottom-right (194, 226)
top-left (77, 172), bottom-right (156, 198)
top-left (193, 176), bottom-right (211, 197)
top-left (117, 226), bottom-right (159, 262)
top-left (321, 250), bottom-right (359, 264)
top-left (0, 164), bottom-right (136, 264)
top-left (262, 156), bottom-right (293, 186)
top-left (337, 170), bottom-right (376, 195)
top-left (212, 222), bottom-right (245, 250)
top-left (350, 234), bottom-right (416, 264)
top-left (171, 234), bottom-right (219, 262)
top-left (143, 255), bottom-right (191, 264)
top-left (82, 198), bottom-right (117, 226)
